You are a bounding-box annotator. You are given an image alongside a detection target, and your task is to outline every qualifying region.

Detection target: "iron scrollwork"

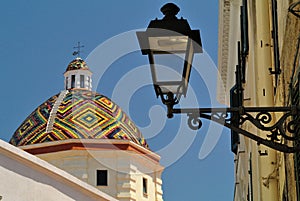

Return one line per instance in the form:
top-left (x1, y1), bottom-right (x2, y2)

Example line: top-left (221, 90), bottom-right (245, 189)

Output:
top-left (173, 106), bottom-right (300, 153)
top-left (187, 113), bottom-right (202, 130)
top-left (289, 1), bottom-right (300, 18)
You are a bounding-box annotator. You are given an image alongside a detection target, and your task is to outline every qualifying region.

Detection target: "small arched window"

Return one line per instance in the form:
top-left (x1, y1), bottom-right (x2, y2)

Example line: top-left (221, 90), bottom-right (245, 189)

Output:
top-left (71, 75), bottom-right (75, 88)
top-left (80, 75), bottom-right (85, 88)
top-left (65, 77), bottom-right (69, 89)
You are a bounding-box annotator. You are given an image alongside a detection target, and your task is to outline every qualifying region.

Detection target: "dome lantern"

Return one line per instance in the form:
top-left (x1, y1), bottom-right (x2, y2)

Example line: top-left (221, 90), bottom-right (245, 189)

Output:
top-left (64, 57), bottom-right (92, 90)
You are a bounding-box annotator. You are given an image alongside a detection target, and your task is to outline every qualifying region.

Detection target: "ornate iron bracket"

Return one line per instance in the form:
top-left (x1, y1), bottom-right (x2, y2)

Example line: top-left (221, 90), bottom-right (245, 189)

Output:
top-left (289, 1), bottom-right (300, 18)
top-left (167, 106), bottom-right (300, 153)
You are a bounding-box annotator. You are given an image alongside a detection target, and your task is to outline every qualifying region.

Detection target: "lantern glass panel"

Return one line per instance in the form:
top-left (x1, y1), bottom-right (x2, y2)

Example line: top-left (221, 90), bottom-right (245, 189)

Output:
top-left (154, 54), bottom-right (185, 82)
top-left (152, 53), bottom-right (185, 94)
top-left (148, 36), bottom-right (188, 53)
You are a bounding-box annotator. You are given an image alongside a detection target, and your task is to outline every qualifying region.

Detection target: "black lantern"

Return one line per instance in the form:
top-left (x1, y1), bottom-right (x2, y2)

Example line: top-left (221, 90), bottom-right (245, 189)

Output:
top-left (136, 3), bottom-right (202, 105)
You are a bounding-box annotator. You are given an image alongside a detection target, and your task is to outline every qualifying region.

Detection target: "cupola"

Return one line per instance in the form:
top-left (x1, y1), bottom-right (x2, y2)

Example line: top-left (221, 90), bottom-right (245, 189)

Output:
top-left (64, 57), bottom-right (92, 90)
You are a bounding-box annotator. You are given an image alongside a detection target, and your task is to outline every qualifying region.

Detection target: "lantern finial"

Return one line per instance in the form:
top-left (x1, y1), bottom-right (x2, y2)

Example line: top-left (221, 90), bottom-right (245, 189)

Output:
top-left (161, 3), bottom-right (180, 20)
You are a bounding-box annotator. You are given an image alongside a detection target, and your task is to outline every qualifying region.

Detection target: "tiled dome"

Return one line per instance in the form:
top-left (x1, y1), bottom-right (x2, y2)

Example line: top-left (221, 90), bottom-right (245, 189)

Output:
top-left (9, 89), bottom-right (148, 149)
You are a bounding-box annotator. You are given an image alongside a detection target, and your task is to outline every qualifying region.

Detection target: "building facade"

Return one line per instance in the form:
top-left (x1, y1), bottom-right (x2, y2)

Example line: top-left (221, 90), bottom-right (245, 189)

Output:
top-left (218, 0), bottom-right (300, 200)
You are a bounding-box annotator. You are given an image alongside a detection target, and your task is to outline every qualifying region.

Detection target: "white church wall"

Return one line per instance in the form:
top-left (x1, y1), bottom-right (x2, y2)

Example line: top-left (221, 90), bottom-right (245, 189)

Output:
top-left (0, 140), bottom-right (117, 201)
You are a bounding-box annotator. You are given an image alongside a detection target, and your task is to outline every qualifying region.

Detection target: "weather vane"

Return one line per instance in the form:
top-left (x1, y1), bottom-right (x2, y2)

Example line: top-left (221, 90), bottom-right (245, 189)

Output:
top-left (72, 42), bottom-right (84, 57)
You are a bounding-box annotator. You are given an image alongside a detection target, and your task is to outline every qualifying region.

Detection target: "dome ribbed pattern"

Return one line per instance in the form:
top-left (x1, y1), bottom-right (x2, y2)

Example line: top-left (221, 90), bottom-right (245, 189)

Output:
top-left (10, 89), bottom-right (148, 149)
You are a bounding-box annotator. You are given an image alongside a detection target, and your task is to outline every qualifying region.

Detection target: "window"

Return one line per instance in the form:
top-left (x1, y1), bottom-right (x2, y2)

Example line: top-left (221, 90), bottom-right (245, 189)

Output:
top-left (143, 177), bottom-right (148, 196)
top-left (87, 76), bottom-right (91, 87)
top-left (96, 170), bottom-right (108, 186)
top-left (80, 75), bottom-right (84, 88)
top-left (230, 85), bottom-right (241, 154)
top-left (65, 77), bottom-right (69, 89)
top-left (71, 75), bottom-right (75, 88)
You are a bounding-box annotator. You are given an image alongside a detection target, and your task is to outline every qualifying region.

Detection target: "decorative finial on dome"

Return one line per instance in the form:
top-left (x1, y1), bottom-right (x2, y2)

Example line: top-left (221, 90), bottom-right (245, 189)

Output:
top-left (65, 58), bottom-right (90, 72)
top-left (160, 3), bottom-right (180, 20)
top-left (72, 42), bottom-right (84, 57)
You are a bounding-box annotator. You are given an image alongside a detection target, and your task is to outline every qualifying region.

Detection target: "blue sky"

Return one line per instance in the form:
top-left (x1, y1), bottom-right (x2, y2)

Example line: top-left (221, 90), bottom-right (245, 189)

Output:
top-left (0, 1), bottom-right (234, 200)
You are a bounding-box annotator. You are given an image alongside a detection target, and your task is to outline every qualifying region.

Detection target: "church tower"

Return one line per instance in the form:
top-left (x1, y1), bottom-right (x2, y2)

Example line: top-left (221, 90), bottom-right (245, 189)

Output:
top-left (9, 58), bottom-right (164, 201)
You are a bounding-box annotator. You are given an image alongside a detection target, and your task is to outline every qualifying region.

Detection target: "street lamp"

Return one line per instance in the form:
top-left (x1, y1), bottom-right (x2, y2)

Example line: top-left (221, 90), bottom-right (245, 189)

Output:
top-left (137, 3), bottom-right (300, 153)
top-left (136, 3), bottom-right (202, 118)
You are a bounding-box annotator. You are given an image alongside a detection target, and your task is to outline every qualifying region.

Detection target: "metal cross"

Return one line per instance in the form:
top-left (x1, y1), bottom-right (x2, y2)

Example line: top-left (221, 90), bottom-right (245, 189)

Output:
top-left (72, 42), bottom-right (84, 57)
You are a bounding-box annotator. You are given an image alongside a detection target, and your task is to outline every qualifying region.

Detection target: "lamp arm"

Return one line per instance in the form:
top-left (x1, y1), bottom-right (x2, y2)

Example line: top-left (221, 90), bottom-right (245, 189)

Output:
top-left (170, 106), bottom-right (300, 153)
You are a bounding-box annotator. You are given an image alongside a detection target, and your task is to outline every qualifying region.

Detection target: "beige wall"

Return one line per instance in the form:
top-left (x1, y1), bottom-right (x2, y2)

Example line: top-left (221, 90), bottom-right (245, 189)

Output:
top-left (36, 142), bottom-right (163, 201)
top-left (218, 0), bottom-right (300, 200)
top-left (275, 0), bottom-right (300, 200)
